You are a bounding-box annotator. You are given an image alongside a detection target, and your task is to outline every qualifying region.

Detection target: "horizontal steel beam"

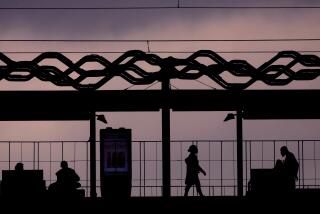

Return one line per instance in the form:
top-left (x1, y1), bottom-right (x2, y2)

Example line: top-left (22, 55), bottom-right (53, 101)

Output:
top-left (0, 90), bottom-right (320, 120)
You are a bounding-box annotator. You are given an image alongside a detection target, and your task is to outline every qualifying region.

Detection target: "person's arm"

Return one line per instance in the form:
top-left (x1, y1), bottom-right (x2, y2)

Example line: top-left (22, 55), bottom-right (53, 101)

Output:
top-left (199, 166), bottom-right (206, 176)
top-left (195, 156), bottom-right (206, 175)
top-left (74, 171), bottom-right (80, 182)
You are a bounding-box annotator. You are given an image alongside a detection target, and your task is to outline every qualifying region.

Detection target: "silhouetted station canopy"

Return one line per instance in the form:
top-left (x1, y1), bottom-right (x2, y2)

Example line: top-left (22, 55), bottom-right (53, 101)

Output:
top-left (1, 50), bottom-right (320, 121)
top-left (0, 89), bottom-right (319, 121)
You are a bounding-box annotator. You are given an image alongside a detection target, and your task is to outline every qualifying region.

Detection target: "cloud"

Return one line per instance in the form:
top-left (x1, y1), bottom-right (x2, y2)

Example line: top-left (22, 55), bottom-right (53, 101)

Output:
top-left (1, 0), bottom-right (320, 40)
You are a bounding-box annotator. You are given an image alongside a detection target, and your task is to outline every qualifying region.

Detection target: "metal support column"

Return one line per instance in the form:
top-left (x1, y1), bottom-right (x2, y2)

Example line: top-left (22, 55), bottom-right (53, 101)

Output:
top-left (236, 110), bottom-right (243, 197)
top-left (162, 105), bottom-right (170, 197)
top-left (90, 111), bottom-right (97, 198)
top-left (162, 60), bottom-right (171, 197)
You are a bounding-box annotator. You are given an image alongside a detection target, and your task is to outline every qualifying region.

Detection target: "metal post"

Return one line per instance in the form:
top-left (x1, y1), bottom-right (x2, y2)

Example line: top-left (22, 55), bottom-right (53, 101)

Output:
top-left (161, 60), bottom-right (171, 197)
top-left (236, 110), bottom-right (243, 197)
top-left (162, 105), bottom-right (170, 197)
top-left (90, 111), bottom-right (97, 198)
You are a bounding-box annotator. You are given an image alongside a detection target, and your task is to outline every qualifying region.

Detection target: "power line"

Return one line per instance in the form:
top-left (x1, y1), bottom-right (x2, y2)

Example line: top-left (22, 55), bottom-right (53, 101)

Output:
top-left (143, 81), bottom-right (159, 90)
top-left (124, 84), bottom-right (136, 90)
top-left (194, 79), bottom-right (216, 90)
top-left (1, 39), bottom-right (320, 42)
top-left (170, 83), bottom-right (179, 90)
top-left (2, 51), bottom-right (320, 54)
top-left (0, 6), bottom-right (320, 10)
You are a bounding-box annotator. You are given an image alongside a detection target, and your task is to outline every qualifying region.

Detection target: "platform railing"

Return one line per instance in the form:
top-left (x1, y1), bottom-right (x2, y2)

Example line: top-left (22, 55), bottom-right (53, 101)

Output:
top-left (0, 140), bottom-right (319, 197)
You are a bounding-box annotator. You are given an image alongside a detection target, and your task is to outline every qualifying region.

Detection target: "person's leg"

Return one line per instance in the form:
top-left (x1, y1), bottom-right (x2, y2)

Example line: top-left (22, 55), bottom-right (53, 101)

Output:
top-left (288, 177), bottom-right (296, 193)
top-left (195, 180), bottom-right (204, 196)
top-left (184, 184), bottom-right (191, 196)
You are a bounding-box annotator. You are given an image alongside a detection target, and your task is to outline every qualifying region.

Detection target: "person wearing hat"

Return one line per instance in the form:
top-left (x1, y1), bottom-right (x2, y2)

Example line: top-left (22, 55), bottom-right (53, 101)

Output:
top-left (184, 145), bottom-right (206, 196)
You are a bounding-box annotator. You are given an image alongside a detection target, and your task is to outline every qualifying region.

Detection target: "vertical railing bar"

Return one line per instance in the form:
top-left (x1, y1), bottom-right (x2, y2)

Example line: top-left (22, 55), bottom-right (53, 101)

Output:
top-left (233, 141), bottom-right (238, 196)
top-left (220, 140), bottom-right (223, 196)
top-left (74, 141), bottom-right (76, 171)
top-left (180, 141), bottom-right (183, 196)
top-left (194, 141), bottom-right (197, 196)
top-left (86, 141), bottom-right (89, 197)
top-left (61, 141), bottom-right (64, 161)
top-left (143, 141), bottom-right (146, 197)
top-left (302, 141), bottom-right (305, 188)
top-left (155, 141), bottom-right (158, 196)
top-left (261, 141), bottom-right (263, 168)
top-left (298, 140), bottom-right (301, 188)
top-left (209, 140), bottom-right (211, 196)
top-left (37, 142), bottom-right (40, 170)
top-left (9, 141), bottom-right (11, 170)
top-left (249, 140), bottom-right (252, 189)
top-left (233, 140), bottom-right (236, 196)
top-left (33, 142), bottom-right (36, 170)
top-left (49, 142), bottom-right (52, 188)
top-left (273, 140), bottom-right (276, 166)
top-left (317, 141), bottom-right (319, 187)
top-left (139, 141), bottom-right (142, 197)
top-left (314, 141), bottom-right (317, 186)
top-left (20, 141), bottom-right (23, 163)
top-left (196, 140), bottom-right (199, 196)
top-left (244, 140), bottom-right (247, 193)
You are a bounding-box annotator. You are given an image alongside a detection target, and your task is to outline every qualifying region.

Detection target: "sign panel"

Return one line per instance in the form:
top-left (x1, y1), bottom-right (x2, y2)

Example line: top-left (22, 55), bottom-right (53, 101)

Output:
top-left (100, 127), bottom-right (132, 197)
top-left (103, 136), bottom-right (129, 174)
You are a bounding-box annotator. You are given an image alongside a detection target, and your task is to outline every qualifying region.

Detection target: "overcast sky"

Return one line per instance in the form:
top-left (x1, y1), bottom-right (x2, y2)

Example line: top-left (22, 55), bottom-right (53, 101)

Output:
top-left (1, 0), bottom-right (320, 141)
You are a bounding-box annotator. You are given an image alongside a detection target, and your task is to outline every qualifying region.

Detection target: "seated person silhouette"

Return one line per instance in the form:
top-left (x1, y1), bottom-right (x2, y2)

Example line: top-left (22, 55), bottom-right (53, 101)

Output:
top-left (273, 159), bottom-right (286, 193)
top-left (12, 163), bottom-right (25, 196)
top-left (15, 162), bottom-right (24, 172)
top-left (48, 161), bottom-right (81, 197)
top-left (1, 162), bottom-right (46, 198)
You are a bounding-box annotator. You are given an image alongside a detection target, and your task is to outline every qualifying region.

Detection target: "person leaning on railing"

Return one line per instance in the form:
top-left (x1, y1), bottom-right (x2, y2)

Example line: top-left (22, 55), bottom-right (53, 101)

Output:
top-left (280, 146), bottom-right (299, 192)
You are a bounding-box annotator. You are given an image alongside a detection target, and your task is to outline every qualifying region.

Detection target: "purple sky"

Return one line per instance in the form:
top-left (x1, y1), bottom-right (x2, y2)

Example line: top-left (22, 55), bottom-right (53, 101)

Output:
top-left (1, 0), bottom-right (320, 142)
top-left (1, 1), bottom-right (320, 198)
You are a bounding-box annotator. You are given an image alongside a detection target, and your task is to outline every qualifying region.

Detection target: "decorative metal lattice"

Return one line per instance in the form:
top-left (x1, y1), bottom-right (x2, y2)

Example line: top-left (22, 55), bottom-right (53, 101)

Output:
top-left (0, 50), bottom-right (320, 90)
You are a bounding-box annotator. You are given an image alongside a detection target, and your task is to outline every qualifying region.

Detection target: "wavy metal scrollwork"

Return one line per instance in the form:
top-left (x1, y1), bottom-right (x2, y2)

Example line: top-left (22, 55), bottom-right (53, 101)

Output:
top-left (0, 50), bottom-right (319, 90)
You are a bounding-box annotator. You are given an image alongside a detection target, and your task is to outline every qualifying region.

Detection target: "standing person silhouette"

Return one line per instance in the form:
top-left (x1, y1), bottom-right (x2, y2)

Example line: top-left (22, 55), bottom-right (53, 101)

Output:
top-left (280, 146), bottom-right (299, 192)
top-left (184, 145), bottom-right (206, 196)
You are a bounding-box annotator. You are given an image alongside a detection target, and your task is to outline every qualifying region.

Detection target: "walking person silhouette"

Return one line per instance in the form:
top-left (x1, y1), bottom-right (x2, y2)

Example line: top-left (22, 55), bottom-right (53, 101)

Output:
top-left (184, 145), bottom-right (206, 196)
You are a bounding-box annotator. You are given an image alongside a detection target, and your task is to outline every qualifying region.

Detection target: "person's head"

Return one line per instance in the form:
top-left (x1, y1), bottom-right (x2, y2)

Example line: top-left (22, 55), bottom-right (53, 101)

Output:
top-left (61, 161), bottom-right (68, 169)
top-left (188, 145), bottom-right (198, 154)
top-left (280, 146), bottom-right (289, 157)
top-left (15, 162), bottom-right (24, 171)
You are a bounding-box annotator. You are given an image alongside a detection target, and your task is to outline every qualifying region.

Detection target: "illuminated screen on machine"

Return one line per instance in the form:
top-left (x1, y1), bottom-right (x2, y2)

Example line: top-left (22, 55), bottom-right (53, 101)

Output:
top-left (103, 137), bottom-right (129, 175)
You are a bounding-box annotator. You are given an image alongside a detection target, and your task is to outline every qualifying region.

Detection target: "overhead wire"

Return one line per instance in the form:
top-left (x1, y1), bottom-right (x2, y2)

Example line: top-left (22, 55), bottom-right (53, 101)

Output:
top-left (1, 38), bottom-right (320, 42)
top-left (1, 6), bottom-right (320, 10)
top-left (2, 50), bottom-right (320, 54)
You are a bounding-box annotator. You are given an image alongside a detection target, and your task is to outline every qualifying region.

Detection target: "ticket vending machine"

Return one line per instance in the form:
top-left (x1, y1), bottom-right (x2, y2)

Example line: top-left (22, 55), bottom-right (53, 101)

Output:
top-left (100, 127), bottom-right (132, 198)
